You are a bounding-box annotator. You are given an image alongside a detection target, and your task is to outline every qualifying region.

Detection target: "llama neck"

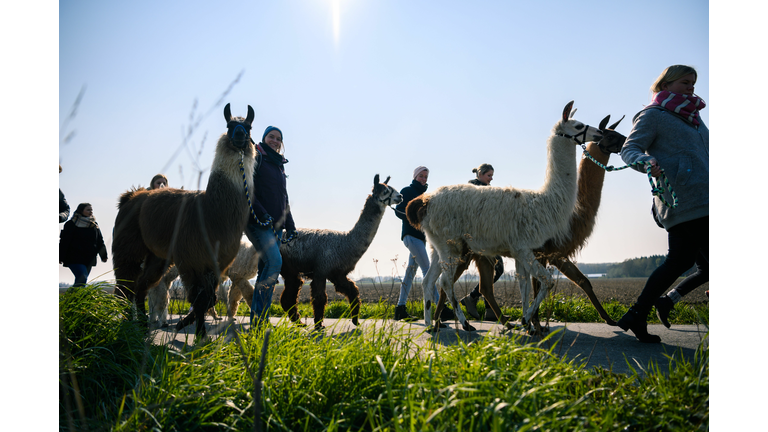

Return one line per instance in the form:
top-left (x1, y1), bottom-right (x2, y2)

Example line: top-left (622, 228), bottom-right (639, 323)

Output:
top-left (345, 195), bottom-right (386, 257)
top-left (202, 138), bottom-right (255, 225)
top-left (540, 135), bottom-right (579, 206)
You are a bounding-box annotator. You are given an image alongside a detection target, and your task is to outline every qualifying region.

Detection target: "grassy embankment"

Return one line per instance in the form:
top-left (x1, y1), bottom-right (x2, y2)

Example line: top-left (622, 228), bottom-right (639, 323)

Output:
top-left (60, 283), bottom-right (708, 431)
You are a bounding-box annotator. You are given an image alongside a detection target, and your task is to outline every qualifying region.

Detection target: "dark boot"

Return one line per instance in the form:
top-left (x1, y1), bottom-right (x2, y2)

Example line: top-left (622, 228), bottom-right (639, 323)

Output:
top-left (617, 306), bottom-right (661, 343)
top-left (655, 296), bottom-right (674, 329)
top-left (394, 305), bottom-right (417, 322)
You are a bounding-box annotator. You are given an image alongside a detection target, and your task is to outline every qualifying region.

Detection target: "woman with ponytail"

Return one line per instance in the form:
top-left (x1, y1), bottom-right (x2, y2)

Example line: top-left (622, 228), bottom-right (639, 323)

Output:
top-left (617, 65), bottom-right (709, 343)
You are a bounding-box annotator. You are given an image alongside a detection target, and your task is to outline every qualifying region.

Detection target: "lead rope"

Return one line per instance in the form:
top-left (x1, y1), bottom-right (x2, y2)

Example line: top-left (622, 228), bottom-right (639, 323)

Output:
top-left (239, 152), bottom-right (296, 244)
top-left (581, 144), bottom-right (678, 209)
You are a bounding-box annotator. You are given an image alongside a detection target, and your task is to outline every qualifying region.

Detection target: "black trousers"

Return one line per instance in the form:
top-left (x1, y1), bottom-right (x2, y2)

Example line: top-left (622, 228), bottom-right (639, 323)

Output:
top-left (635, 216), bottom-right (709, 312)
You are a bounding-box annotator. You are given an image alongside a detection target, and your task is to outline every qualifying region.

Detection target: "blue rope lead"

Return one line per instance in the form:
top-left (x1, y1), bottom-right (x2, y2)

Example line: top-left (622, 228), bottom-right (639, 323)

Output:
top-left (581, 146), bottom-right (678, 209)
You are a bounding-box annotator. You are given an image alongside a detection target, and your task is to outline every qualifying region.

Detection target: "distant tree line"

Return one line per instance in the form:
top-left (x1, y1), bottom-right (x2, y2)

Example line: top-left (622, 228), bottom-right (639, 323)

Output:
top-left (576, 255), bottom-right (696, 278)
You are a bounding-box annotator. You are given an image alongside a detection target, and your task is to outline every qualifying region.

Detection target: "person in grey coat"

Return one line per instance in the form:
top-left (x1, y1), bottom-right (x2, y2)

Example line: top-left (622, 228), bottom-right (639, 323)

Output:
top-left (617, 65), bottom-right (709, 343)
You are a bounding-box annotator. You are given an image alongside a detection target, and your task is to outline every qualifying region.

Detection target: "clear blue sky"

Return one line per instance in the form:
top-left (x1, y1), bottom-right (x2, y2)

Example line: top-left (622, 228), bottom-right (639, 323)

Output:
top-left (2, 2), bottom-right (767, 428)
top-left (53, 0), bottom-right (714, 284)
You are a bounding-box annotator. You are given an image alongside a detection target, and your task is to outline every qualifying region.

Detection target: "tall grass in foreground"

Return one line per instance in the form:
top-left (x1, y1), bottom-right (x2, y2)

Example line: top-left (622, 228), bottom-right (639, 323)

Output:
top-left (62, 284), bottom-right (708, 431)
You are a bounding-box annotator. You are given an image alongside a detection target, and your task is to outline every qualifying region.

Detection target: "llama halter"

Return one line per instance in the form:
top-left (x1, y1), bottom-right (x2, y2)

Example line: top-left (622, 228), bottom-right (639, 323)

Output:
top-left (239, 152), bottom-right (296, 244)
top-left (556, 125), bottom-right (594, 145)
top-left (580, 145), bottom-right (678, 208)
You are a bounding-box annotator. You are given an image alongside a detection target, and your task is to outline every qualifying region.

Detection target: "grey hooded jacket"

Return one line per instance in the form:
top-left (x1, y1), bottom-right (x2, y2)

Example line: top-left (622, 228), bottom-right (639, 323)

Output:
top-left (620, 107), bottom-right (709, 230)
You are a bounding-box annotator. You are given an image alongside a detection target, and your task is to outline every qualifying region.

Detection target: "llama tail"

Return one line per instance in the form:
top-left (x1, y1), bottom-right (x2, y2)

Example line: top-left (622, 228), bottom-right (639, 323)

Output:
top-left (405, 195), bottom-right (429, 230)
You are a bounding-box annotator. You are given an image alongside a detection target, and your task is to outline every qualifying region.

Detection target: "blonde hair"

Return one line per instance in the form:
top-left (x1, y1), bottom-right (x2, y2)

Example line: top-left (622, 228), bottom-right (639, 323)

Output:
top-left (651, 65), bottom-right (698, 93)
top-left (472, 163), bottom-right (494, 177)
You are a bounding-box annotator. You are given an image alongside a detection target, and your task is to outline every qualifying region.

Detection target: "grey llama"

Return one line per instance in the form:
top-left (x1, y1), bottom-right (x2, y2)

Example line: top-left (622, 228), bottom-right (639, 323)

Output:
top-left (226, 174), bottom-right (402, 329)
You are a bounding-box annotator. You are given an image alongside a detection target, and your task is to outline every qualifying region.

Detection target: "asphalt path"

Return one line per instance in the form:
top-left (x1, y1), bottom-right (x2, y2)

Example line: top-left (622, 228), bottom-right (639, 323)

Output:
top-left (153, 314), bottom-right (708, 377)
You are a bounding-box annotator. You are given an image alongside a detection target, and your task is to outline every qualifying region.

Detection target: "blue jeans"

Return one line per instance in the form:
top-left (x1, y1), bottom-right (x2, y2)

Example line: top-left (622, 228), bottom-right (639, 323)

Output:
top-left (397, 235), bottom-right (440, 306)
top-left (244, 224), bottom-right (283, 324)
top-left (69, 264), bottom-right (92, 287)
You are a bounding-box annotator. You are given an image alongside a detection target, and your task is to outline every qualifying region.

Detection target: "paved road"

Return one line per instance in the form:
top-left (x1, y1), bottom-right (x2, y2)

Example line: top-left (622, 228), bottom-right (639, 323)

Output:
top-left (153, 315), bottom-right (708, 377)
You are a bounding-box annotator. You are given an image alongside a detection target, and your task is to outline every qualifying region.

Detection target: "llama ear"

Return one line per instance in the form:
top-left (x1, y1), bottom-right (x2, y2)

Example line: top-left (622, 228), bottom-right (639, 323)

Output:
top-left (374, 174), bottom-right (380, 186)
top-left (224, 103), bottom-right (232, 122)
top-left (599, 115), bottom-right (610, 131)
top-left (383, 176), bottom-right (390, 185)
top-left (609, 114), bottom-right (625, 130)
top-left (562, 101), bottom-right (574, 121)
top-left (246, 105), bottom-right (255, 126)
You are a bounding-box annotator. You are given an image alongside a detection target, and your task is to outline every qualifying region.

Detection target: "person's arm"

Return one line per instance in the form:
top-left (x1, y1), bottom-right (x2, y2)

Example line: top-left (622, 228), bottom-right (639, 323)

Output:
top-left (620, 109), bottom-right (661, 176)
top-left (394, 188), bottom-right (414, 221)
top-left (59, 189), bottom-right (70, 223)
top-left (97, 229), bottom-right (108, 262)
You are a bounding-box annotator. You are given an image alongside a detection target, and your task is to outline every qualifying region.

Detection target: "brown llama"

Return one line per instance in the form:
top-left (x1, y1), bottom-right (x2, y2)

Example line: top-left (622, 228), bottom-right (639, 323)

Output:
top-left (112, 104), bottom-right (256, 338)
top-left (440, 115), bottom-right (626, 332)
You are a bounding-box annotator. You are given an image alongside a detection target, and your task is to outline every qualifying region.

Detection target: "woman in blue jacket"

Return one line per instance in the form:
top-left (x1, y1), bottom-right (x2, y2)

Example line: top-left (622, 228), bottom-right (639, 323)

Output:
top-left (246, 126), bottom-right (297, 326)
top-left (617, 65), bottom-right (709, 343)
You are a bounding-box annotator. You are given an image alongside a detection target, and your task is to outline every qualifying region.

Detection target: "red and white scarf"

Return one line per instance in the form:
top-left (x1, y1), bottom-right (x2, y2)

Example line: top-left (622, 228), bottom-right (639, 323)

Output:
top-left (648, 90), bottom-right (706, 126)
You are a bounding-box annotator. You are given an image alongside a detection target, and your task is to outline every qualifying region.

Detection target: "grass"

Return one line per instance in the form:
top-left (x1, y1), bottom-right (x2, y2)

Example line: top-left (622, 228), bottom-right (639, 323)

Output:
top-left (62, 284), bottom-right (709, 431)
top-left (166, 293), bottom-right (708, 327)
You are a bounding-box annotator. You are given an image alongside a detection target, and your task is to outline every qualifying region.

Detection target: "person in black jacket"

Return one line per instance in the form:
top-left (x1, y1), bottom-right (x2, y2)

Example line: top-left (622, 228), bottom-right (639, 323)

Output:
top-left (393, 166), bottom-right (454, 322)
top-left (458, 163), bottom-right (505, 321)
top-left (245, 126), bottom-right (298, 326)
top-left (59, 203), bottom-right (108, 286)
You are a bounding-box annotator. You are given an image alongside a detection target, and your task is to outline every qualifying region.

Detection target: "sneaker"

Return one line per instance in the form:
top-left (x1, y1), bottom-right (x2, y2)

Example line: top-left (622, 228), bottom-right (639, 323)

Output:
top-left (440, 306), bottom-right (455, 321)
top-left (394, 305), bottom-right (417, 322)
top-left (654, 296), bottom-right (674, 329)
top-left (460, 295), bottom-right (480, 320)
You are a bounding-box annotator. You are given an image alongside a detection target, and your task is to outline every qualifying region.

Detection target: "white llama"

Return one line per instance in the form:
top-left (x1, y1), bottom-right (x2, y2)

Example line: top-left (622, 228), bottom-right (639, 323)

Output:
top-left (406, 101), bottom-right (602, 333)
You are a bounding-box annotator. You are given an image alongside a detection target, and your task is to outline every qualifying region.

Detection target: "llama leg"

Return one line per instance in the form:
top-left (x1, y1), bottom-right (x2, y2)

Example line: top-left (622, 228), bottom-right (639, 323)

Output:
top-left (555, 258), bottom-right (617, 325)
top-left (192, 271), bottom-right (219, 337)
top-left (420, 248), bottom-right (442, 331)
top-left (135, 255), bottom-right (168, 317)
top-left (227, 279), bottom-right (245, 320)
top-left (330, 275), bottom-right (361, 326)
top-left (279, 272), bottom-right (304, 324)
top-left (309, 278), bottom-right (328, 330)
top-left (514, 260), bottom-right (532, 327)
top-left (113, 258), bottom-right (144, 302)
top-left (437, 262), bottom-right (474, 332)
top-left (517, 250), bottom-right (555, 334)
top-left (476, 255), bottom-right (511, 327)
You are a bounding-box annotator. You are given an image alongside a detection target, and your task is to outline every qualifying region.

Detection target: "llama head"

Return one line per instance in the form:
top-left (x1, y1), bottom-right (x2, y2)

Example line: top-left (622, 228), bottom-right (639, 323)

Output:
top-left (555, 101), bottom-right (603, 145)
top-left (223, 103), bottom-right (255, 150)
top-left (596, 114), bottom-right (626, 155)
top-left (372, 174), bottom-right (403, 206)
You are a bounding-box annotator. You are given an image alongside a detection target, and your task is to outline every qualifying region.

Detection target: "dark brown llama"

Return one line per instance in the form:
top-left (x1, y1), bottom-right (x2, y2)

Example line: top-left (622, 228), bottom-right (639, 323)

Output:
top-left (112, 104), bottom-right (256, 338)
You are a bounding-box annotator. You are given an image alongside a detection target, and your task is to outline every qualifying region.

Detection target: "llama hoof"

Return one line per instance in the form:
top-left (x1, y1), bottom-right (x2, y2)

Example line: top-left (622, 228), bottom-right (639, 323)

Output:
top-left (461, 321), bottom-right (476, 332)
top-left (427, 325), bottom-right (440, 334)
top-left (352, 317), bottom-right (360, 326)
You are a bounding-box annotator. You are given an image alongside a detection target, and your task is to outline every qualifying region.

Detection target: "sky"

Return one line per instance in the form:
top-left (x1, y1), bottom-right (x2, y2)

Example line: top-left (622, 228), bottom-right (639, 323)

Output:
top-left (3, 1), bottom-right (768, 428)
top-left (51, 0), bottom-right (715, 285)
